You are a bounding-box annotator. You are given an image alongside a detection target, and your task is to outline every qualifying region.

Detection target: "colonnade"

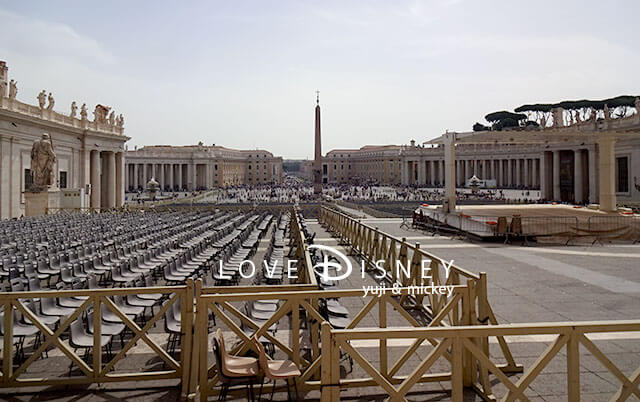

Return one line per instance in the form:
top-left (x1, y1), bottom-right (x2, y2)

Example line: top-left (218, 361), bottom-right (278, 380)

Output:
top-left (402, 148), bottom-right (598, 203)
top-left (125, 162), bottom-right (210, 192)
top-left (87, 150), bottom-right (125, 210)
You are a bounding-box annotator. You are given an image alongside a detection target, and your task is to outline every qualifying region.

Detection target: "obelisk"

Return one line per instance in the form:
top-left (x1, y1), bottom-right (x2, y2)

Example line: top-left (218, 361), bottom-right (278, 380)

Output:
top-left (313, 91), bottom-right (322, 195)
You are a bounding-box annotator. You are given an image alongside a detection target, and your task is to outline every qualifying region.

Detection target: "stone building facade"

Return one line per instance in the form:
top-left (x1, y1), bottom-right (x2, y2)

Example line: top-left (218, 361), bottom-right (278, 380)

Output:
top-left (323, 145), bottom-right (403, 185)
top-left (125, 144), bottom-right (283, 191)
top-left (0, 61), bottom-right (129, 219)
top-left (321, 124), bottom-right (640, 204)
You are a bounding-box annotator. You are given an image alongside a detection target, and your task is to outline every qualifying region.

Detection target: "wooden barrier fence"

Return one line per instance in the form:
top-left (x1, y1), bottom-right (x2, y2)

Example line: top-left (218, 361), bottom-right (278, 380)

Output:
top-left (318, 205), bottom-right (521, 374)
top-left (322, 320), bottom-right (640, 401)
top-left (192, 282), bottom-right (474, 401)
top-left (0, 282), bottom-right (193, 394)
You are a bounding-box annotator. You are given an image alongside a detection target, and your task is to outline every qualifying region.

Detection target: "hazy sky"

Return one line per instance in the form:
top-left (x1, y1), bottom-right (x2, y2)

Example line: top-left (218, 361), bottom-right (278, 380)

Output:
top-left (1, 1), bottom-right (639, 158)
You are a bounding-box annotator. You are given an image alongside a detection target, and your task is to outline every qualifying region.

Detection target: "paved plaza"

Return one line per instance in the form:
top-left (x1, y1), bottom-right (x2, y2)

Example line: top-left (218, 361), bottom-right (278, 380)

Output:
top-left (4, 209), bottom-right (639, 401)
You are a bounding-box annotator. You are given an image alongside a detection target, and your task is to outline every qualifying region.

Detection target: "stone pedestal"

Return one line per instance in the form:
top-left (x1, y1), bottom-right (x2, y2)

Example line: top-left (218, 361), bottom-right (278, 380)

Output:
top-left (24, 189), bottom-right (61, 217)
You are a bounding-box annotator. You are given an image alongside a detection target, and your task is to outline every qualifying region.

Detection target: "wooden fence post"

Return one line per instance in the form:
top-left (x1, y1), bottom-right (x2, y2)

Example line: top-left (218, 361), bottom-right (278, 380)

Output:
top-left (567, 331), bottom-right (580, 401)
top-left (320, 322), bottom-right (332, 402)
top-left (451, 336), bottom-right (463, 402)
top-left (188, 279), bottom-right (203, 399)
top-left (181, 279), bottom-right (195, 398)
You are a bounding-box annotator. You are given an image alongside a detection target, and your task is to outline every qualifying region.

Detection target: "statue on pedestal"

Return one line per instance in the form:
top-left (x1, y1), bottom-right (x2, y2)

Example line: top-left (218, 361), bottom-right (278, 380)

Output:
top-left (37, 90), bottom-right (47, 109)
top-left (70, 101), bottom-right (77, 118)
top-left (116, 114), bottom-right (124, 128)
top-left (80, 103), bottom-right (88, 120)
top-left (46, 92), bottom-right (55, 110)
top-left (551, 107), bottom-right (564, 127)
top-left (30, 133), bottom-right (57, 191)
top-left (9, 80), bottom-right (17, 99)
top-left (0, 80), bottom-right (6, 98)
top-left (93, 104), bottom-right (110, 124)
top-left (108, 110), bottom-right (115, 126)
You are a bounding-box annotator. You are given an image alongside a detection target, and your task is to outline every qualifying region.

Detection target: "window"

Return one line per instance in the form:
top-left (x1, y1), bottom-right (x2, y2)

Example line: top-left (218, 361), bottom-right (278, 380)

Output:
top-left (59, 171), bottom-right (68, 189)
top-left (616, 156), bottom-right (629, 193)
top-left (24, 169), bottom-right (33, 191)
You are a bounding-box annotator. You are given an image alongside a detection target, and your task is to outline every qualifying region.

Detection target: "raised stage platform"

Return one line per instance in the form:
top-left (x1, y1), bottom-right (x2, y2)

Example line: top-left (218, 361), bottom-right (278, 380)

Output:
top-left (414, 204), bottom-right (640, 242)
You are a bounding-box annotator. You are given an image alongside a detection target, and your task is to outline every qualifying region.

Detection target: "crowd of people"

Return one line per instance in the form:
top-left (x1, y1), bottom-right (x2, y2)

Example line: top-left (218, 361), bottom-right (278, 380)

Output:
top-left (125, 176), bottom-right (542, 205)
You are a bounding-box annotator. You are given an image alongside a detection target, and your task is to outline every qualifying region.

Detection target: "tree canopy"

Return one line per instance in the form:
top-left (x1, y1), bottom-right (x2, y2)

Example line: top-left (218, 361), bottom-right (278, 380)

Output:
top-left (514, 104), bottom-right (553, 113)
top-left (515, 95), bottom-right (638, 113)
top-left (484, 110), bottom-right (527, 123)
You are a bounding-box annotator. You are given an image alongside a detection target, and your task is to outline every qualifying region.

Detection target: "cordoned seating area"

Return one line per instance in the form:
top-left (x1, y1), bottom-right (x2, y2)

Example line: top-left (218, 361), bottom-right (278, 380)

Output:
top-left (0, 208), bottom-right (298, 395)
top-left (1, 206), bottom-right (638, 401)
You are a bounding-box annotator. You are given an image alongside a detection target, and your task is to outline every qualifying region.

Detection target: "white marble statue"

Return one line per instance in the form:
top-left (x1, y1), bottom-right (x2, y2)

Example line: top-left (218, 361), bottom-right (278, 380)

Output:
top-left (551, 107), bottom-right (563, 127)
top-left (116, 114), bottom-right (124, 128)
top-left (37, 90), bottom-right (47, 109)
top-left (108, 110), bottom-right (115, 126)
top-left (9, 79), bottom-right (17, 99)
top-left (30, 133), bottom-right (57, 191)
top-left (70, 101), bottom-right (77, 118)
top-left (46, 92), bottom-right (55, 110)
top-left (0, 80), bottom-right (6, 98)
top-left (93, 104), bottom-right (111, 124)
top-left (80, 103), bottom-right (88, 120)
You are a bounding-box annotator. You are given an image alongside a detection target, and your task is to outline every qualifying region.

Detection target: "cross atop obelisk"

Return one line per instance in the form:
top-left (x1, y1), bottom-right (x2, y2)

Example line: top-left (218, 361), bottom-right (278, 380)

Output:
top-left (313, 91), bottom-right (322, 195)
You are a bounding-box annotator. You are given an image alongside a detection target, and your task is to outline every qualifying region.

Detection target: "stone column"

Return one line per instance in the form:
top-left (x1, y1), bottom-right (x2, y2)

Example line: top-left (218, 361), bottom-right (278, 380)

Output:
top-left (80, 148), bottom-right (90, 192)
top-left (574, 150), bottom-right (583, 204)
top-left (597, 137), bottom-right (617, 211)
top-left (159, 163), bottom-right (165, 191)
top-left (177, 164), bottom-right (183, 190)
top-left (482, 160), bottom-right (488, 180)
top-left (532, 158), bottom-right (538, 188)
top-left (540, 152), bottom-right (549, 199)
top-left (464, 159), bottom-right (471, 184)
top-left (105, 152), bottom-right (116, 209)
top-left (439, 160), bottom-right (445, 186)
top-left (124, 164), bottom-right (129, 191)
top-left (553, 151), bottom-right (561, 201)
top-left (429, 161), bottom-right (436, 186)
top-left (133, 163), bottom-right (139, 190)
top-left (141, 163), bottom-right (148, 188)
top-left (168, 164), bottom-right (174, 191)
top-left (205, 163), bottom-right (212, 189)
top-left (498, 160), bottom-right (504, 187)
top-left (192, 163), bottom-right (197, 190)
top-left (523, 159), bottom-right (529, 188)
top-left (90, 150), bottom-right (101, 210)
top-left (491, 160), bottom-right (496, 183)
top-left (115, 152), bottom-right (124, 207)
top-left (0, 137), bottom-right (12, 219)
top-left (588, 148), bottom-right (598, 203)
top-left (443, 133), bottom-right (456, 212)
top-left (417, 160), bottom-right (426, 185)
